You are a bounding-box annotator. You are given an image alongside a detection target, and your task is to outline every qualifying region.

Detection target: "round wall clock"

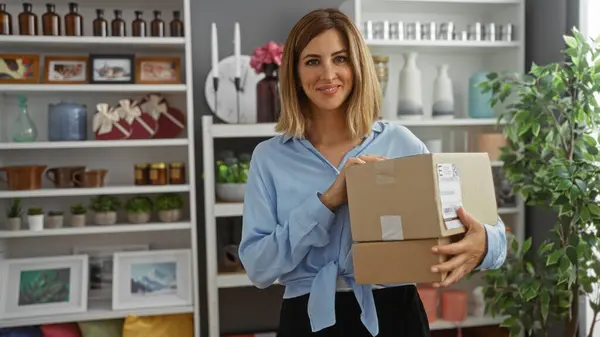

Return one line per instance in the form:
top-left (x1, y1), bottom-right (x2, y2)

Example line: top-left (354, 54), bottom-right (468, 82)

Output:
top-left (204, 54), bottom-right (264, 124)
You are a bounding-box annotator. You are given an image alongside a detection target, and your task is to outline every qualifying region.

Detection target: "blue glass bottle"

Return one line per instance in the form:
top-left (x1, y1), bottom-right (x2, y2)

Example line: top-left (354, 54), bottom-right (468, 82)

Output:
top-left (11, 95), bottom-right (37, 142)
top-left (468, 71), bottom-right (494, 118)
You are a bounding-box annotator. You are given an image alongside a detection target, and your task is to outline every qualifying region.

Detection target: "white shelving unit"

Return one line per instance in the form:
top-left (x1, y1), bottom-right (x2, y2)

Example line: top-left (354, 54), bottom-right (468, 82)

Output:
top-left (202, 1), bottom-right (526, 336)
top-left (0, 0), bottom-right (200, 335)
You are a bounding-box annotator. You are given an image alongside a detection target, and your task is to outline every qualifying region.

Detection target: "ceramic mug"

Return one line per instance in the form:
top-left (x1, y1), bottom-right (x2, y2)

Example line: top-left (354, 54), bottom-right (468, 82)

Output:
top-left (46, 166), bottom-right (85, 188)
top-left (73, 169), bottom-right (108, 188)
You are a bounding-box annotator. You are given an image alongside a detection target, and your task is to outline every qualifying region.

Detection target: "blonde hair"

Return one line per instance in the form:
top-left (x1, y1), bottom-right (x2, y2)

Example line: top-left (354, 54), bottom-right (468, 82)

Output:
top-left (275, 8), bottom-right (381, 139)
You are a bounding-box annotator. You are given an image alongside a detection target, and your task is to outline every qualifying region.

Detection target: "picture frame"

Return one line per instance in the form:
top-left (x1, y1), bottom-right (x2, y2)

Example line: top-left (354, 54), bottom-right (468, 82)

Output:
top-left (89, 54), bottom-right (135, 84)
top-left (135, 56), bottom-right (181, 84)
top-left (112, 249), bottom-right (192, 310)
top-left (0, 53), bottom-right (40, 84)
top-left (0, 255), bottom-right (88, 319)
top-left (73, 244), bottom-right (149, 300)
top-left (44, 56), bottom-right (89, 84)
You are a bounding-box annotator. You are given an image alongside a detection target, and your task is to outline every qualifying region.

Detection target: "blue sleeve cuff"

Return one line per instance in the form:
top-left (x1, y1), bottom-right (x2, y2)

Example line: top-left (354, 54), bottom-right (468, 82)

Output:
top-left (288, 192), bottom-right (336, 248)
top-left (476, 218), bottom-right (507, 271)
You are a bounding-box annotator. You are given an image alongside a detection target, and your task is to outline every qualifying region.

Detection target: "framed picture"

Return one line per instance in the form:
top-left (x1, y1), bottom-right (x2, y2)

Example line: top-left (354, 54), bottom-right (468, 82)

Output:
top-left (0, 54), bottom-right (40, 84)
top-left (112, 249), bottom-right (192, 310)
top-left (73, 244), bottom-right (149, 300)
top-left (44, 56), bottom-right (89, 84)
top-left (135, 57), bottom-right (181, 84)
top-left (89, 54), bottom-right (134, 84)
top-left (0, 255), bottom-right (88, 319)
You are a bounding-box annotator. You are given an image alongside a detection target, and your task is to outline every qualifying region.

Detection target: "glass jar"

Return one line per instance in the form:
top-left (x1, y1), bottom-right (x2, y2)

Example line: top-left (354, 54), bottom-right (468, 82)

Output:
top-left (169, 10), bottom-right (183, 37)
top-left (148, 163), bottom-right (167, 185)
top-left (0, 3), bottom-right (12, 35)
top-left (111, 9), bottom-right (125, 36)
top-left (93, 9), bottom-right (108, 37)
top-left (132, 10), bottom-right (146, 37)
top-left (42, 3), bottom-right (60, 36)
top-left (150, 10), bottom-right (164, 37)
top-left (256, 63), bottom-right (280, 123)
top-left (169, 162), bottom-right (186, 184)
top-left (18, 3), bottom-right (38, 36)
top-left (65, 2), bottom-right (83, 36)
top-left (134, 163), bottom-right (149, 185)
top-left (372, 55), bottom-right (389, 97)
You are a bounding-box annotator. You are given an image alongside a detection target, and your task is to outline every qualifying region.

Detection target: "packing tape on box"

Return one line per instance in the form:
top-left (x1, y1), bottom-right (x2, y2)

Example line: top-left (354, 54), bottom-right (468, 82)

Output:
top-left (374, 160), bottom-right (396, 185)
top-left (380, 215), bottom-right (404, 240)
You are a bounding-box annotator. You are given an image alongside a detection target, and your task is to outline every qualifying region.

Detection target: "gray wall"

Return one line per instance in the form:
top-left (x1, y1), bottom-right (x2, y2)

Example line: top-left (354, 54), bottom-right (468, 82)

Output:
top-left (189, 0), bottom-right (344, 335)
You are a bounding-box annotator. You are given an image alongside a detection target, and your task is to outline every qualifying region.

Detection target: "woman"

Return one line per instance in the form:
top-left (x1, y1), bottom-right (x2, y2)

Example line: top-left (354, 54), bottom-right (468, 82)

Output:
top-left (238, 8), bottom-right (507, 337)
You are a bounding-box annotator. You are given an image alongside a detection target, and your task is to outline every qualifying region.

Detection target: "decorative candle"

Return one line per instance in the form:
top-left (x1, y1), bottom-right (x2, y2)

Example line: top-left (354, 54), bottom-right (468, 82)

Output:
top-left (211, 22), bottom-right (219, 79)
top-left (234, 22), bottom-right (241, 78)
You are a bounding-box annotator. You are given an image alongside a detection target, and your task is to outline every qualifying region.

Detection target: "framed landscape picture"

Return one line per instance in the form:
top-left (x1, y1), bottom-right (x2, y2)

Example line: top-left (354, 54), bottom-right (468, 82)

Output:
top-left (44, 56), bottom-right (89, 84)
top-left (0, 54), bottom-right (40, 84)
top-left (0, 255), bottom-right (88, 319)
top-left (112, 249), bottom-right (192, 310)
top-left (89, 54), bottom-right (134, 84)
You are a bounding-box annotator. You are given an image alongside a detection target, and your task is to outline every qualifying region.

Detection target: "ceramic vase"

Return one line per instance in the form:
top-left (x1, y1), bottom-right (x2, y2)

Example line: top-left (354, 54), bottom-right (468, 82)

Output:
top-left (397, 52), bottom-right (423, 119)
top-left (432, 64), bottom-right (454, 118)
top-left (468, 71), bottom-right (494, 118)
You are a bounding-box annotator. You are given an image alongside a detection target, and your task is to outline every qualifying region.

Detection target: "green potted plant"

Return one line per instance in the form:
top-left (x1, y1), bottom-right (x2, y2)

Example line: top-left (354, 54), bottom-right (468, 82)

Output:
top-left (155, 193), bottom-right (183, 222)
top-left (46, 210), bottom-right (64, 229)
top-left (89, 195), bottom-right (121, 225)
top-left (6, 198), bottom-right (22, 231)
top-left (70, 203), bottom-right (87, 227)
top-left (478, 28), bottom-right (600, 337)
top-left (125, 196), bottom-right (153, 224)
top-left (27, 207), bottom-right (43, 231)
top-left (215, 153), bottom-right (250, 202)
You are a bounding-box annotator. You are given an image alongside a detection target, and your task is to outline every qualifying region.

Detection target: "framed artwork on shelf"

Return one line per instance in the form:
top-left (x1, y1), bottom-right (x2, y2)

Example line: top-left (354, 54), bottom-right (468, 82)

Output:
top-left (112, 249), bottom-right (192, 310)
top-left (73, 244), bottom-right (150, 300)
top-left (0, 255), bottom-right (88, 319)
top-left (135, 56), bottom-right (181, 84)
top-left (44, 56), bottom-right (89, 84)
top-left (0, 53), bottom-right (40, 84)
top-left (89, 54), bottom-right (135, 84)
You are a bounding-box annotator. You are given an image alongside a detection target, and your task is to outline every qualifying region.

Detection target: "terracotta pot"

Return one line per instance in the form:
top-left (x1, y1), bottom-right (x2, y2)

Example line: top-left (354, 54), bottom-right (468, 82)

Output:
top-left (6, 217), bottom-right (21, 230)
top-left (0, 165), bottom-right (47, 190)
top-left (158, 209), bottom-right (182, 222)
top-left (94, 211), bottom-right (117, 225)
top-left (71, 214), bottom-right (86, 227)
top-left (441, 290), bottom-right (467, 322)
top-left (46, 166), bottom-right (85, 188)
top-left (73, 169), bottom-right (108, 188)
top-left (417, 286), bottom-right (438, 322)
top-left (46, 215), bottom-right (64, 229)
top-left (128, 212), bottom-right (151, 224)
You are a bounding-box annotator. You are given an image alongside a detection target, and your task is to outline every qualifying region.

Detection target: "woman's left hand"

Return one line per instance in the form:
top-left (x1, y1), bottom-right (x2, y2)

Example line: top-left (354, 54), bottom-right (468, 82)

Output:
top-left (430, 207), bottom-right (487, 288)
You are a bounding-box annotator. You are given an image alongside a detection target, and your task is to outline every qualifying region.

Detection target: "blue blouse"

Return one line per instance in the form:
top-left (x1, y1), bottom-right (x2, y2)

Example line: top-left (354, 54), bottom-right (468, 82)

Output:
top-left (238, 121), bottom-right (507, 336)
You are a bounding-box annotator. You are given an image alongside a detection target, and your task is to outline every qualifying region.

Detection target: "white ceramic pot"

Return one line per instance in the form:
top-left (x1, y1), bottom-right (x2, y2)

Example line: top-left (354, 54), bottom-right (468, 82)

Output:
top-left (46, 215), bottom-right (64, 229)
top-left (216, 183), bottom-right (246, 202)
top-left (94, 211), bottom-right (117, 226)
top-left (432, 64), bottom-right (454, 118)
top-left (158, 209), bottom-right (182, 222)
top-left (28, 215), bottom-right (44, 231)
top-left (128, 212), bottom-right (151, 224)
top-left (397, 52), bottom-right (423, 119)
top-left (71, 214), bottom-right (86, 227)
top-left (6, 217), bottom-right (21, 231)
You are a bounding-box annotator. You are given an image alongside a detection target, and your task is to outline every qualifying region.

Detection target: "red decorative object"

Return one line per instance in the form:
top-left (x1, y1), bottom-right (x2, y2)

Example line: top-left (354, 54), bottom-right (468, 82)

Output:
top-left (140, 93), bottom-right (186, 139)
top-left (93, 103), bottom-right (131, 140)
top-left (115, 99), bottom-right (157, 139)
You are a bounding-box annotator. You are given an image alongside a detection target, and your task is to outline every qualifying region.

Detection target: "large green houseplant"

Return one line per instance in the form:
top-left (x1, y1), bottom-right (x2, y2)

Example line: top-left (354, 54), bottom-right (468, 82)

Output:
top-left (479, 28), bottom-right (600, 337)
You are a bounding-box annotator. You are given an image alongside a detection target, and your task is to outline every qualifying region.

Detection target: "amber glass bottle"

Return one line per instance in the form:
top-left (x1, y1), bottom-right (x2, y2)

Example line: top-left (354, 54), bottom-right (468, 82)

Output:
top-left (42, 3), bottom-right (60, 36)
top-left (150, 10), bottom-right (164, 37)
top-left (0, 3), bottom-right (12, 35)
top-left (132, 10), bottom-right (146, 37)
top-left (18, 3), bottom-right (38, 35)
top-left (93, 9), bottom-right (107, 36)
top-left (169, 10), bottom-right (183, 37)
top-left (111, 9), bottom-right (125, 36)
top-left (65, 2), bottom-right (83, 36)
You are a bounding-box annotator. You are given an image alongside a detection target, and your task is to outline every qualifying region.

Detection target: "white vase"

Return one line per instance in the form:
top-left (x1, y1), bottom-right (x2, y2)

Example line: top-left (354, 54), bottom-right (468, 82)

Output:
top-left (432, 64), bottom-right (454, 118)
top-left (397, 52), bottom-right (423, 119)
top-left (28, 215), bottom-right (44, 231)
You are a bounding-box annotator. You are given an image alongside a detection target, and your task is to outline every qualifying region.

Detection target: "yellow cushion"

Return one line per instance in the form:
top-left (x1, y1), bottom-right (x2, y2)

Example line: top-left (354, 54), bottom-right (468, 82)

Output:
top-left (122, 314), bottom-right (193, 337)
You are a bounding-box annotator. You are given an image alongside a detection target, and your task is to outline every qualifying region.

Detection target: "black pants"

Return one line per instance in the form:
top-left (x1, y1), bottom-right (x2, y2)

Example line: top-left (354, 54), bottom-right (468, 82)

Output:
top-left (276, 285), bottom-right (431, 337)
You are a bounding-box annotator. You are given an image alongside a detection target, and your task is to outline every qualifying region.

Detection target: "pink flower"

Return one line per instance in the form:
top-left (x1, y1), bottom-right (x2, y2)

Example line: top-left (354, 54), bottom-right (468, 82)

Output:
top-left (250, 41), bottom-right (284, 74)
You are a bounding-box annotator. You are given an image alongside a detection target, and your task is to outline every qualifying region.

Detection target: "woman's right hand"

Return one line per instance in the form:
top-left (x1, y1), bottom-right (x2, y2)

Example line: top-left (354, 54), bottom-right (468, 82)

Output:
top-left (319, 154), bottom-right (387, 211)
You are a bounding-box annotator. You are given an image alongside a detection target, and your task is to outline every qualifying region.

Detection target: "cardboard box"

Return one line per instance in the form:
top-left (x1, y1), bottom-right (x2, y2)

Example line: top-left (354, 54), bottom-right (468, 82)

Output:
top-left (346, 152), bottom-right (498, 242)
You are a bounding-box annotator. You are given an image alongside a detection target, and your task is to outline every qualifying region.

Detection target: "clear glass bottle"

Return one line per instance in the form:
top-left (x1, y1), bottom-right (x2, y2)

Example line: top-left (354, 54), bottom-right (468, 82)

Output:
top-left (132, 10), bottom-right (146, 37)
top-left (150, 10), bottom-right (164, 37)
top-left (18, 3), bottom-right (38, 35)
top-left (12, 95), bottom-right (37, 142)
top-left (111, 9), bottom-right (125, 36)
top-left (42, 3), bottom-right (61, 36)
top-left (0, 3), bottom-right (12, 35)
top-left (93, 9), bottom-right (107, 36)
top-left (169, 10), bottom-right (183, 37)
top-left (65, 2), bottom-right (83, 36)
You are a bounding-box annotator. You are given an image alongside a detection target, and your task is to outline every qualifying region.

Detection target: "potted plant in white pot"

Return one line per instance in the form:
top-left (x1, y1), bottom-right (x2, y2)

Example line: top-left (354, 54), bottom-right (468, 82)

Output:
top-left (215, 153), bottom-right (250, 202)
top-left (46, 210), bottom-right (64, 229)
top-left (155, 193), bottom-right (183, 222)
top-left (125, 196), bottom-right (153, 224)
top-left (6, 198), bottom-right (22, 231)
top-left (70, 203), bottom-right (87, 227)
top-left (27, 207), bottom-right (44, 231)
top-left (89, 195), bottom-right (121, 226)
